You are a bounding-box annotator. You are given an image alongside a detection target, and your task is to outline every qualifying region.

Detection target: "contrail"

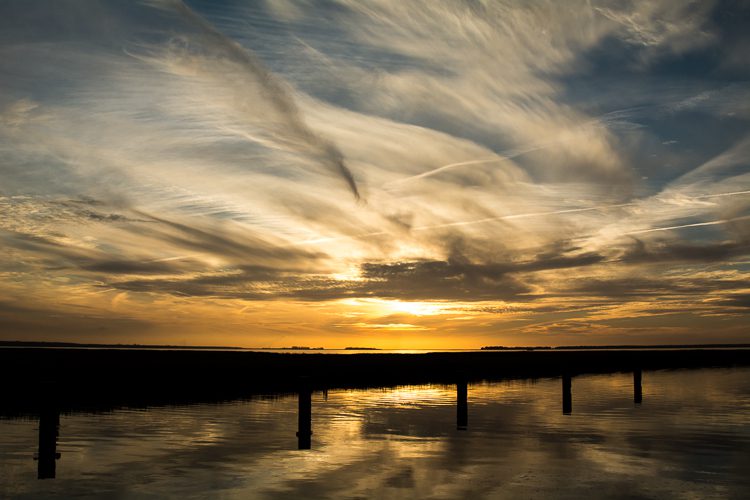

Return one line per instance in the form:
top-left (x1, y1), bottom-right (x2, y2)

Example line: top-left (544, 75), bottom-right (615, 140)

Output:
top-left (624, 215), bottom-right (750, 235)
top-left (152, 0), bottom-right (360, 200)
top-left (695, 190), bottom-right (750, 199)
top-left (383, 105), bottom-right (652, 189)
top-left (413, 190), bottom-right (750, 231)
top-left (385, 157), bottom-right (501, 186)
top-left (291, 204), bottom-right (635, 246)
top-left (385, 145), bottom-right (547, 188)
top-left (412, 203), bottom-right (635, 231)
top-left (289, 189), bottom-right (750, 245)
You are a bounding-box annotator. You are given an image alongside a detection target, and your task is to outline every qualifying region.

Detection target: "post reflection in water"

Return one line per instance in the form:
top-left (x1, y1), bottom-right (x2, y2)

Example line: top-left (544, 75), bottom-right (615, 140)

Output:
top-left (2, 368), bottom-right (749, 498)
top-left (297, 379), bottom-right (312, 450)
top-left (35, 390), bottom-right (61, 479)
top-left (634, 369), bottom-right (643, 405)
top-left (456, 380), bottom-right (468, 430)
top-left (562, 374), bottom-right (572, 415)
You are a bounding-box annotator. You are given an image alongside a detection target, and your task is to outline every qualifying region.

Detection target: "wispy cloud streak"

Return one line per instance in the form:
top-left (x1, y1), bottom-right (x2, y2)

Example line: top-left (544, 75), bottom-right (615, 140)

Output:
top-left (146, 0), bottom-right (361, 200)
top-left (0, 0), bottom-right (748, 346)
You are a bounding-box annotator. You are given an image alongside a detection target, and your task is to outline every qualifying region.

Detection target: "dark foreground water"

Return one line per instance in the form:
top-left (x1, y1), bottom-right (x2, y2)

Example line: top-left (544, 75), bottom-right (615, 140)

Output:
top-left (2, 367), bottom-right (749, 499)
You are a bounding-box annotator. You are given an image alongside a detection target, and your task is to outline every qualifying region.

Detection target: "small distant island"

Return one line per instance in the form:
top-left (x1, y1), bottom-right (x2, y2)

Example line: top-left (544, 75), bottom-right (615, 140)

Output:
top-left (481, 346), bottom-right (552, 351)
top-left (276, 346), bottom-right (325, 350)
top-left (344, 347), bottom-right (381, 350)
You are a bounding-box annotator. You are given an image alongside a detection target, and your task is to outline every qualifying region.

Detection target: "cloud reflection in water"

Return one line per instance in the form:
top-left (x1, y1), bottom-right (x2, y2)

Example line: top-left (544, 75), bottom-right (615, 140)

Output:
top-left (1, 367), bottom-right (750, 498)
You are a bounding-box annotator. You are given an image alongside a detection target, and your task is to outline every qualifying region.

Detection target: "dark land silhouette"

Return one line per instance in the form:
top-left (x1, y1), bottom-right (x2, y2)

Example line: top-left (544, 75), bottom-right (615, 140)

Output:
top-left (2, 347), bottom-right (749, 416)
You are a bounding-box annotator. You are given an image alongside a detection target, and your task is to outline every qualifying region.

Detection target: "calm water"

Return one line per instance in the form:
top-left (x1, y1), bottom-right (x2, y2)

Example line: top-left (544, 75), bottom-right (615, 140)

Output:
top-left (2, 367), bottom-right (749, 499)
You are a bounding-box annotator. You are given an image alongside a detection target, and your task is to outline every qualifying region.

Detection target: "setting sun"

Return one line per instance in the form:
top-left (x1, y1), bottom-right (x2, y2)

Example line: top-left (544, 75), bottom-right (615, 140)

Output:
top-left (355, 299), bottom-right (448, 317)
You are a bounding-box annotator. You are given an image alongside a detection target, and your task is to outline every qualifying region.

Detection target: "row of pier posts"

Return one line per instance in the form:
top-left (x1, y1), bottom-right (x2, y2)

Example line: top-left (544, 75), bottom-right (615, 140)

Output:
top-left (34, 369), bottom-right (646, 473)
top-left (295, 369), bottom-right (644, 448)
top-left (563, 368), bottom-right (643, 415)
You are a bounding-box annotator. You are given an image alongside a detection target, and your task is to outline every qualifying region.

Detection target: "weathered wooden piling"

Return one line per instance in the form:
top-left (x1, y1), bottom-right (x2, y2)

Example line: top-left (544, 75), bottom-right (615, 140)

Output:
top-left (35, 382), bottom-right (60, 479)
top-left (296, 377), bottom-right (312, 450)
top-left (457, 380), bottom-right (468, 430)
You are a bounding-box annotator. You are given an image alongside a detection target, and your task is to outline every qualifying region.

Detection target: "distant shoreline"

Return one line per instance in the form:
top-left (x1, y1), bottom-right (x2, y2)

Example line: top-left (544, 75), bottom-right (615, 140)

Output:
top-left (2, 340), bottom-right (749, 351)
top-left (0, 340), bottom-right (245, 350)
top-left (0, 341), bottom-right (326, 350)
top-left (2, 347), bottom-right (749, 416)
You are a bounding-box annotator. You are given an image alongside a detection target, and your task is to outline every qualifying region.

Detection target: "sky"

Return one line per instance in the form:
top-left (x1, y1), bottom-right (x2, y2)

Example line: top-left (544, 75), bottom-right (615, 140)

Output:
top-left (1, 0), bottom-right (749, 348)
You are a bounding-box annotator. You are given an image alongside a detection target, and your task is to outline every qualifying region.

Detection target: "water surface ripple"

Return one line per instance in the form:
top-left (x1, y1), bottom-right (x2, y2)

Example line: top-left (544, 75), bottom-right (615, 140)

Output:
top-left (1, 367), bottom-right (749, 499)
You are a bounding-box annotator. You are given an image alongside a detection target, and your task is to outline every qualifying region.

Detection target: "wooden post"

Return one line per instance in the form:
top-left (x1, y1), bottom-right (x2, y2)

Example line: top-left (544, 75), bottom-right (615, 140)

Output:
top-left (457, 380), bottom-right (468, 430)
top-left (297, 378), bottom-right (312, 450)
top-left (36, 382), bottom-right (60, 479)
